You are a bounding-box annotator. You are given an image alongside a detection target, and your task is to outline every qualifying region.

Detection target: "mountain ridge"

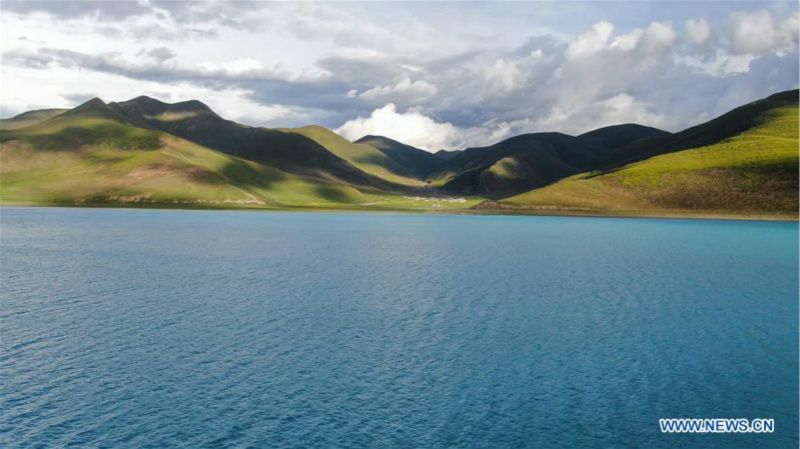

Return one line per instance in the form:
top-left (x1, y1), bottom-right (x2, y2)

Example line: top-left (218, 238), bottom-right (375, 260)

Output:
top-left (481, 89), bottom-right (799, 215)
top-left (2, 89), bottom-right (797, 218)
top-left (111, 96), bottom-right (403, 191)
top-left (355, 135), bottom-right (445, 179)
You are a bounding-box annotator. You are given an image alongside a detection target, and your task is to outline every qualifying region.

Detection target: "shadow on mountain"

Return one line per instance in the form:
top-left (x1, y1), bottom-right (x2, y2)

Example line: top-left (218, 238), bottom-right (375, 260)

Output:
top-left (217, 159), bottom-right (287, 189)
top-left (19, 125), bottom-right (162, 152)
top-left (351, 154), bottom-right (423, 179)
top-left (314, 185), bottom-right (353, 203)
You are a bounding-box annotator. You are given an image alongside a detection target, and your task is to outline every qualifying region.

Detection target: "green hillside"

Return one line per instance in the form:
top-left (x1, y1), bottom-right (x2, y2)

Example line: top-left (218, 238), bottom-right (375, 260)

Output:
top-left (2, 91), bottom-right (796, 218)
top-left (428, 124), bottom-right (671, 197)
top-left (487, 96), bottom-right (799, 217)
top-left (0, 108), bottom-right (69, 130)
top-left (110, 96), bottom-right (398, 190)
top-left (0, 99), bottom-right (477, 210)
top-left (283, 126), bottom-right (426, 187)
top-left (355, 135), bottom-right (444, 178)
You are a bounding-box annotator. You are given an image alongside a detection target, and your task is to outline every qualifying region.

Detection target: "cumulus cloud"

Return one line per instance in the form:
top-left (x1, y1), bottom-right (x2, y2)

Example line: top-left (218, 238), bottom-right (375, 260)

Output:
top-left (727, 10), bottom-right (799, 54)
top-left (534, 93), bottom-right (673, 134)
top-left (642, 21), bottom-right (677, 55)
top-left (686, 18), bottom-right (712, 46)
top-left (336, 104), bottom-right (460, 151)
top-left (567, 21), bottom-right (615, 58)
top-left (1, 2), bottom-right (798, 149)
top-left (358, 77), bottom-right (438, 103)
top-left (610, 29), bottom-right (645, 52)
top-left (335, 93), bottom-right (674, 152)
top-left (483, 59), bottom-right (525, 95)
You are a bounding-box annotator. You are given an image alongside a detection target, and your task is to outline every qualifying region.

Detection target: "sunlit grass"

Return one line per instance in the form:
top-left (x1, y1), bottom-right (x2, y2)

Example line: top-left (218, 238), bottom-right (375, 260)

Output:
top-left (283, 125), bottom-right (426, 187)
top-left (0, 115), bottom-right (477, 211)
top-left (500, 106), bottom-right (799, 215)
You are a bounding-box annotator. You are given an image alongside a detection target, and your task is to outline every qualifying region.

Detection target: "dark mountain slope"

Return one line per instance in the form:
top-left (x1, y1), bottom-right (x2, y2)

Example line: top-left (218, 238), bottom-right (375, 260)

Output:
top-left (111, 96), bottom-right (398, 190)
top-left (284, 127), bottom-right (427, 187)
top-left (428, 122), bottom-right (672, 197)
top-left (0, 98), bottom-right (381, 207)
top-left (428, 133), bottom-right (585, 195)
top-left (608, 90), bottom-right (800, 167)
top-left (435, 149), bottom-right (462, 161)
top-left (484, 89), bottom-right (799, 216)
top-left (578, 124), bottom-right (671, 152)
top-left (356, 135), bottom-right (444, 178)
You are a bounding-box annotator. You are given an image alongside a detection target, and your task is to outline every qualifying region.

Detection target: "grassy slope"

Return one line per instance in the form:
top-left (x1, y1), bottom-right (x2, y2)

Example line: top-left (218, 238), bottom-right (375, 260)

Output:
top-left (110, 97), bottom-right (399, 191)
top-left (493, 105), bottom-right (799, 216)
top-left (355, 135), bottom-right (444, 178)
top-left (0, 109), bottom-right (68, 130)
top-left (426, 133), bottom-right (589, 196)
top-left (0, 109), bottom-right (478, 211)
top-left (283, 126), bottom-right (426, 187)
top-left (427, 125), bottom-right (669, 197)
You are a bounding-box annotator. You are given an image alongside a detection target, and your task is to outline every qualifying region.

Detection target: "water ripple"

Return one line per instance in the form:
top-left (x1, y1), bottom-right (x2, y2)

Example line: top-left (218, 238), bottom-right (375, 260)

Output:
top-left (1, 207), bottom-right (797, 448)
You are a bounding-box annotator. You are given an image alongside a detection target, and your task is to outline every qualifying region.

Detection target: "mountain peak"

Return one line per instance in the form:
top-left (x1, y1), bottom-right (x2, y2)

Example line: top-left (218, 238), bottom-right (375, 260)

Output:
top-left (61, 97), bottom-right (111, 117)
top-left (49, 96), bottom-right (147, 127)
top-left (435, 149), bottom-right (462, 161)
top-left (78, 97), bottom-right (107, 108)
top-left (356, 135), bottom-right (414, 148)
top-left (113, 96), bottom-right (219, 121)
top-left (125, 95), bottom-right (168, 106)
top-left (578, 123), bottom-right (670, 137)
top-left (766, 89), bottom-right (799, 102)
top-left (170, 99), bottom-right (214, 114)
top-left (356, 134), bottom-right (390, 142)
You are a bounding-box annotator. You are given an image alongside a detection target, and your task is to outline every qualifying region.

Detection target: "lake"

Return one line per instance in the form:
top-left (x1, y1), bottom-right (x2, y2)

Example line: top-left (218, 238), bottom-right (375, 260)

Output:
top-left (1, 207), bottom-right (797, 448)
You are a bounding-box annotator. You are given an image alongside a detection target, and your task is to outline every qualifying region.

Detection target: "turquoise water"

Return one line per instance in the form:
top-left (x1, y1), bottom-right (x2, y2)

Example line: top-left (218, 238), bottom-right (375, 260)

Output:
top-left (1, 207), bottom-right (797, 448)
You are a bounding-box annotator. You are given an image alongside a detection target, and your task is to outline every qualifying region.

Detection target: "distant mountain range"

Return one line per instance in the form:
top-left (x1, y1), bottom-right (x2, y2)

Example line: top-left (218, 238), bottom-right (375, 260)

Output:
top-left (1, 90), bottom-right (797, 218)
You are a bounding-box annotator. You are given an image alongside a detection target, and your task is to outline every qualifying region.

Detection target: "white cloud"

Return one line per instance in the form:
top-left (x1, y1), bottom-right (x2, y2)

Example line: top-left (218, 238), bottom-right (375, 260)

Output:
top-left (727, 10), bottom-right (799, 55)
top-left (592, 93), bottom-right (670, 128)
top-left (483, 59), bottom-right (525, 95)
top-left (336, 103), bottom-right (459, 151)
top-left (1, 3), bottom-right (798, 150)
top-left (610, 29), bottom-right (644, 51)
top-left (642, 21), bottom-right (677, 54)
top-left (333, 94), bottom-right (674, 151)
top-left (679, 50), bottom-right (754, 76)
top-left (493, 93), bottom-right (673, 138)
top-left (686, 18), bottom-right (712, 46)
top-left (565, 20), bottom-right (676, 60)
top-left (359, 77), bottom-right (437, 102)
top-left (0, 65), bottom-right (298, 126)
top-left (728, 10), bottom-right (778, 54)
top-left (566, 21), bottom-right (614, 58)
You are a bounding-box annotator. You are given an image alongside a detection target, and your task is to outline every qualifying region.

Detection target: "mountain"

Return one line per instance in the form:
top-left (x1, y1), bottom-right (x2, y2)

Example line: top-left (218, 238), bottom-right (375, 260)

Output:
top-left (435, 149), bottom-right (462, 161)
top-left (110, 96), bottom-right (398, 190)
top-left (285, 127), bottom-right (426, 187)
top-left (0, 98), bottom-right (378, 207)
top-left (577, 124), bottom-right (671, 151)
top-left (356, 135), bottom-right (444, 178)
top-left (599, 90), bottom-right (800, 169)
top-left (1, 90), bottom-right (797, 217)
top-left (0, 108), bottom-right (68, 130)
top-left (481, 90), bottom-right (799, 216)
top-left (427, 123), bottom-right (666, 197)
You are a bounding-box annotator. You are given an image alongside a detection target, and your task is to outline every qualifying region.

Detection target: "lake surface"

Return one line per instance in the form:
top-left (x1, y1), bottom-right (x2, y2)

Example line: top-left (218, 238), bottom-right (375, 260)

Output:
top-left (1, 207), bottom-right (797, 448)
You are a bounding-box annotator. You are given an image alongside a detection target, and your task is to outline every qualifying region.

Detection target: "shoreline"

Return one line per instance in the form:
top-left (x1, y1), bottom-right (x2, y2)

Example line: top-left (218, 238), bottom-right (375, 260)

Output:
top-left (1, 202), bottom-right (797, 222)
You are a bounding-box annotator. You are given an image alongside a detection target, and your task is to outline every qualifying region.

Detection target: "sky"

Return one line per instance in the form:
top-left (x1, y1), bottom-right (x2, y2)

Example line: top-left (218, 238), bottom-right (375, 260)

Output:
top-left (1, 1), bottom-right (798, 151)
